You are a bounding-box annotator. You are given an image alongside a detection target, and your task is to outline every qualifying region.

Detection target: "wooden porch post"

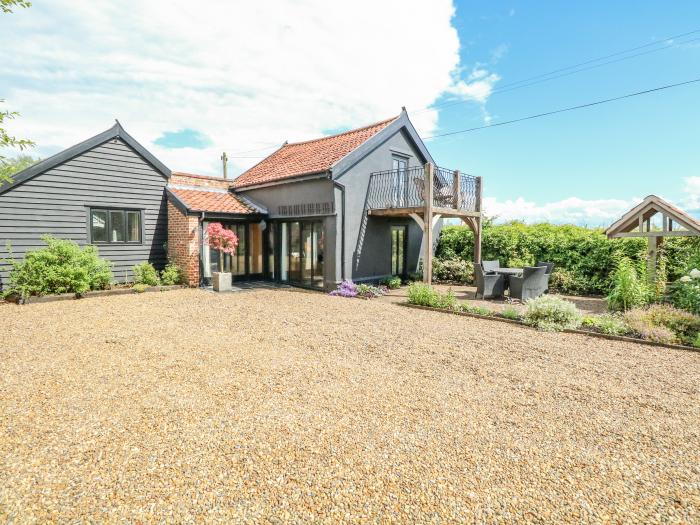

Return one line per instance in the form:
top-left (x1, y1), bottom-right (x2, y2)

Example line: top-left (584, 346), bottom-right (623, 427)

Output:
top-left (647, 235), bottom-right (662, 283)
top-left (474, 217), bottom-right (482, 265)
top-left (424, 163), bottom-right (434, 284)
top-left (474, 176), bottom-right (483, 265)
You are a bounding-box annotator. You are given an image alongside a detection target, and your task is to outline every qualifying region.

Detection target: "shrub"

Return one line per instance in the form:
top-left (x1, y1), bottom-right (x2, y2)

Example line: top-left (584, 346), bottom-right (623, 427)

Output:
top-left (5, 235), bottom-right (112, 297)
top-left (133, 261), bottom-right (160, 286)
top-left (132, 283), bottom-right (148, 293)
top-left (501, 307), bottom-right (521, 321)
top-left (380, 276), bottom-right (402, 289)
top-left (624, 304), bottom-right (700, 345)
top-left (329, 280), bottom-right (358, 297)
top-left (407, 283), bottom-right (456, 309)
top-left (356, 283), bottom-right (387, 299)
top-left (435, 223), bottom-right (700, 296)
top-left (458, 303), bottom-right (492, 316)
top-left (549, 267), bottom-right (585, 295)
top-left (668, 270), bottom-right (700, 315)
top-left (606, 257), bottom-right (650, 311)
top-left (433, 258), bottom-right (474, 284)
top-left (694, 333), bottom-right (700, 349)
top-left (160, 262), bottom-right (183, 286)
top-left (581, 314), bottom-right (631, 336)
top-left (523, 295), bottom-right (582, 332)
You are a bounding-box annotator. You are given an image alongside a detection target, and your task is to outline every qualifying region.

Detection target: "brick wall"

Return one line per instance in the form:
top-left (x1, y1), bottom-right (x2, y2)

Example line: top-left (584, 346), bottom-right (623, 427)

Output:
top-left (170, 172), bottom-right (233, 190)
top-left (167, 201), bottom-right (200, 286)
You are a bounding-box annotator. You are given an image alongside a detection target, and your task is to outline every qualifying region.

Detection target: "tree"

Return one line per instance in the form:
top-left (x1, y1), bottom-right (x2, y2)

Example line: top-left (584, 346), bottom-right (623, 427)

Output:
top-left (206, 222), bottom-right (238, 272)
top-left (1, 1), bottom-right (31, 13)
top-left (1, 0), bottom-right (34, 183)
top-left (0, 154), bottom-right (39, 182)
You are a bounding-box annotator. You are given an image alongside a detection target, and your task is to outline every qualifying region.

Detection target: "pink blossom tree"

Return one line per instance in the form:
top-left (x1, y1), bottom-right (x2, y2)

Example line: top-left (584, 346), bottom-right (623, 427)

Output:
top-left (206, 222), bottom-right (238, 272)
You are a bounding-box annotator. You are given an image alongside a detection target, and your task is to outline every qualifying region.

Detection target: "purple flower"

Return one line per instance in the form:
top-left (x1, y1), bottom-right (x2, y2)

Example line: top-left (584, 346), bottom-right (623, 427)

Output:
top-left (329, 280), bottom-right (358, 297)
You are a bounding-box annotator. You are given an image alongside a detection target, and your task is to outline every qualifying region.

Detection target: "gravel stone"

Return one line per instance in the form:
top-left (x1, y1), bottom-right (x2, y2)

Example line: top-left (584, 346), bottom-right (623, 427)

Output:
top-left (0, 288), bottom-right (698, 523)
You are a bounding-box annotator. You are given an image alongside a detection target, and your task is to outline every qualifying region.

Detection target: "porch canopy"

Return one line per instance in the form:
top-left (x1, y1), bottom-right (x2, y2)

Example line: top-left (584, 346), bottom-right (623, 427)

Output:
top-left (605, 194), bottom-right (700, 280)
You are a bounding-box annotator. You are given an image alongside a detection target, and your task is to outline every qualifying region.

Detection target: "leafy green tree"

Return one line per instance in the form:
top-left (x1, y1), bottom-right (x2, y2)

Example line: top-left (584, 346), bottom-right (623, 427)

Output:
top-left (1, 0), bottom-right (31, 13)
top-left (0, 154), bottom-right (39, 182)
top-left (1, 1), bottom-right (34, 183)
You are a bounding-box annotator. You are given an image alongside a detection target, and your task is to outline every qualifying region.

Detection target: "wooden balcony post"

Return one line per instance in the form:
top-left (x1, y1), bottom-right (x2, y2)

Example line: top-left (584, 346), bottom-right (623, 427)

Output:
top-left (475, 176), bottom-right (482, 213)
top-left (424, 163), bottom-right (434, 284)
top-left (454, 170), bottom-right (461, 210)
top-left (474, 176), bottom-right (483, 264)
top-left (474, 216), bottom-right (482, 265)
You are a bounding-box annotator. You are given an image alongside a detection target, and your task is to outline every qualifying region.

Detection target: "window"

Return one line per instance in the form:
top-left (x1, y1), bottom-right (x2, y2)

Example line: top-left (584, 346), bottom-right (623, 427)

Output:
top-left (90, 208), bottom-right (142, 243)
top-left (391, 225), bottom-right (407, 276)
top-left (392, 155), bottom-right (408, 206)
top-left (91, 210), bottom-right (108, 243)
top-left (392, 156), bottom-right (408, 172)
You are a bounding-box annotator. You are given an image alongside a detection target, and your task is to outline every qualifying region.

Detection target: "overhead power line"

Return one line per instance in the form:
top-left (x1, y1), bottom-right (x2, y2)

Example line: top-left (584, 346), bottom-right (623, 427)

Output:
top-left (493, 28), bottom-right (700, 91)
top-left (422, 77), bottom-right (700, 140)
top-left (413, 27), bottom-right (700, 114)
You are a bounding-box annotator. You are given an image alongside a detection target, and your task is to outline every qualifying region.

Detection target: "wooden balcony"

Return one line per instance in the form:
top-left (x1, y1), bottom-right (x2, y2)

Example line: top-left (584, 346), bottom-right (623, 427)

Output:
top-left (366, 164), bottom-right (481, 219)
top-left (365, 163), bottom-right (483, 284)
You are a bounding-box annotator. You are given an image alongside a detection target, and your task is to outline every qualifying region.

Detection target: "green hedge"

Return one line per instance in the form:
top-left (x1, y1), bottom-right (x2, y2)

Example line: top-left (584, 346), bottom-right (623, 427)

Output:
top-left (436, 222), bottom-right (700, 295)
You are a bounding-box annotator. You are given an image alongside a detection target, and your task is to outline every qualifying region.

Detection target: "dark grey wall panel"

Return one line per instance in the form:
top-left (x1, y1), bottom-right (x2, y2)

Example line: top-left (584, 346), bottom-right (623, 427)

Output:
top-left (0, 137), bottom-right (168, 288)
top-left (334, 129), bottom-right (428, 282)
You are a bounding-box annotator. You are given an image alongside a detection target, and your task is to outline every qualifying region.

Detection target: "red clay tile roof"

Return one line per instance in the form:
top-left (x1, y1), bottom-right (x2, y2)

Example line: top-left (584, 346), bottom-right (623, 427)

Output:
top-left (168, 187), bottom-right (257, 214)
top-left (232, 116), bottom-right (398, 188)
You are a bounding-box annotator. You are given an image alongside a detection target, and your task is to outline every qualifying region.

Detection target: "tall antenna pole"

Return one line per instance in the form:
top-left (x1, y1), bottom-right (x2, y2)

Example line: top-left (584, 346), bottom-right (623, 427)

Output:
top-left (221, 152), bottom-right (228, 179)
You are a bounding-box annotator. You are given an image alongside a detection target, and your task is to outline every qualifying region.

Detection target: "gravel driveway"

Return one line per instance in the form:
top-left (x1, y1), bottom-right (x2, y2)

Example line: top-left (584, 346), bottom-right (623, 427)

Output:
top-left (1, 288), bottom-right (698, 523)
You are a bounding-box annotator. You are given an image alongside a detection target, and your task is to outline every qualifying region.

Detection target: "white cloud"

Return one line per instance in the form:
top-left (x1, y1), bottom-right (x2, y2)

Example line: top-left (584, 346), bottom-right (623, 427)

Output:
top-left (0, 0), bottom-right (466, 176)
top-left (482, 196), bottom-right (640, 226)
top-left (681, 177), bottom-right (700, 210)
top-left (447, 67), bottom-right (500, 104)
top-left (490, 43), bottom-right (509, 63)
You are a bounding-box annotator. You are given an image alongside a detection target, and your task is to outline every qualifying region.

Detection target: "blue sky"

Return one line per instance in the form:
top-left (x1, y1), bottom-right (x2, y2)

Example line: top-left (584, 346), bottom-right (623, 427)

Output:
top-left (1, 1), bottom-right (699, 224)
top-left (429, 1), bottom-right (700, 221)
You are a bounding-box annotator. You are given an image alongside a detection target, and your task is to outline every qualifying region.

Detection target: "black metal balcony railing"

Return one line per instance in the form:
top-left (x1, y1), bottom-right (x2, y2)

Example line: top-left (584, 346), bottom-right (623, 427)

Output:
top-left (366, 165), bottom-right (479, 213)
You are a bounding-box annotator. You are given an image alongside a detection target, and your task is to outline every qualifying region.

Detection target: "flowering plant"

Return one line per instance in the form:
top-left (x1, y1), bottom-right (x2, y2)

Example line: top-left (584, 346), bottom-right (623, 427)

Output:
top-left (329, 280), bottom-right (358, 297)
top-left (670, 269), bottom-right (700, 315)
top-left (206, 222), bottom-right (238, 272)
top-left (329, 280), bottom-right (387, 299)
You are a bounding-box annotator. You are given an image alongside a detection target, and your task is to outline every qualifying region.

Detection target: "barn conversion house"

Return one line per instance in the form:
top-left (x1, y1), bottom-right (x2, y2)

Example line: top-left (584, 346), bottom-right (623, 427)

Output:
top-left (0, 110), bottom-right (482, 291)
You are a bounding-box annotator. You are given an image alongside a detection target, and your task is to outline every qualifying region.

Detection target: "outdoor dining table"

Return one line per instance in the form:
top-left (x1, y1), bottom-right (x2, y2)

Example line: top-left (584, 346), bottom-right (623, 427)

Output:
top-left (493, 268), bottom-right (522, 291)
top-left (495, 268), bottom-right (523, 277)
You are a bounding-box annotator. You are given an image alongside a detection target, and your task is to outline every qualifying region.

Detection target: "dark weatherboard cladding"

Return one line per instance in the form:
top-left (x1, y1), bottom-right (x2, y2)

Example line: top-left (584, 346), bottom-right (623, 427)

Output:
top-left (0, 123), bottom-right (170, 287)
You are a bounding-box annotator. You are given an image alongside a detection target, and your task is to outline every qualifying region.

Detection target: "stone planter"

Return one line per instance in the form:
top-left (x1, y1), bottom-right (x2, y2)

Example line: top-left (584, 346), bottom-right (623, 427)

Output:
top-left (212, 272), bottom-right (232, 292)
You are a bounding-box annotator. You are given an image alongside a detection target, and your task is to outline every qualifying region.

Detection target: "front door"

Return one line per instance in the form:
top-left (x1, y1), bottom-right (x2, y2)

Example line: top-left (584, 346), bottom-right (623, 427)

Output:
top-left (391, 225), bottom-right (407, 277)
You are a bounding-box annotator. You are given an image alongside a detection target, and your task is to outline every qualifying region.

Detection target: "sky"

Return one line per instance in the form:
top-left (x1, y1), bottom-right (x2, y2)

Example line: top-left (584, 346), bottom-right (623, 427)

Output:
top-left (1, 1), bottom-right (699, 225)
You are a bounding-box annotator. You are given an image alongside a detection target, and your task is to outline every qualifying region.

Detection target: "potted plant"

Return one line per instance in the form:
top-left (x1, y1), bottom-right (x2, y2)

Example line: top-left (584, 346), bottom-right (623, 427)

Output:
top-left (206, 222), bottom-right (238, 292)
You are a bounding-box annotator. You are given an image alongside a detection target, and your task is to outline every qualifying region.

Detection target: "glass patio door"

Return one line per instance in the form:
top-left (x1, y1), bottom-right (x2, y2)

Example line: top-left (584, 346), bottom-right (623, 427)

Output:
top-left (391, 225), bottom-right (407, 277)
top-left (392, 157), bottom-right (407, 206)
top-left (278, 220), bottom-right (324, 288)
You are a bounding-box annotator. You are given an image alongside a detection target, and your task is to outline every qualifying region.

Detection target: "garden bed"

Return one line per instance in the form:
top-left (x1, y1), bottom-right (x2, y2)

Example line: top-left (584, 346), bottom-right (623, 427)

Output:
top-left (401, 302), bottom-right (700, 353)
top-left (4, 284), bottom-right (186, 305)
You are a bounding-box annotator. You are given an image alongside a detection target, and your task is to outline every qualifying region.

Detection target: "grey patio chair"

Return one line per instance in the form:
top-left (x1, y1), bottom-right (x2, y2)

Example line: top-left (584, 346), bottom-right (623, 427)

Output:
top-left (536, 261), bottom-right (554, 292)
top-left (509, 266), bottom-right (548, 301)
top-left (475, 263), bottom-right (505, 299)
top-left (536, 261), bottom-right (554, 274)
top-left (481, 259), bottom-right (500, 273)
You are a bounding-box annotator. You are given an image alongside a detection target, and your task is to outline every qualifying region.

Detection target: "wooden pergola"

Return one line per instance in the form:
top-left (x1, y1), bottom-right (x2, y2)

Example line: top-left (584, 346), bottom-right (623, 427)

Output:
top-left (605, 195), bottom-right (700, 280)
